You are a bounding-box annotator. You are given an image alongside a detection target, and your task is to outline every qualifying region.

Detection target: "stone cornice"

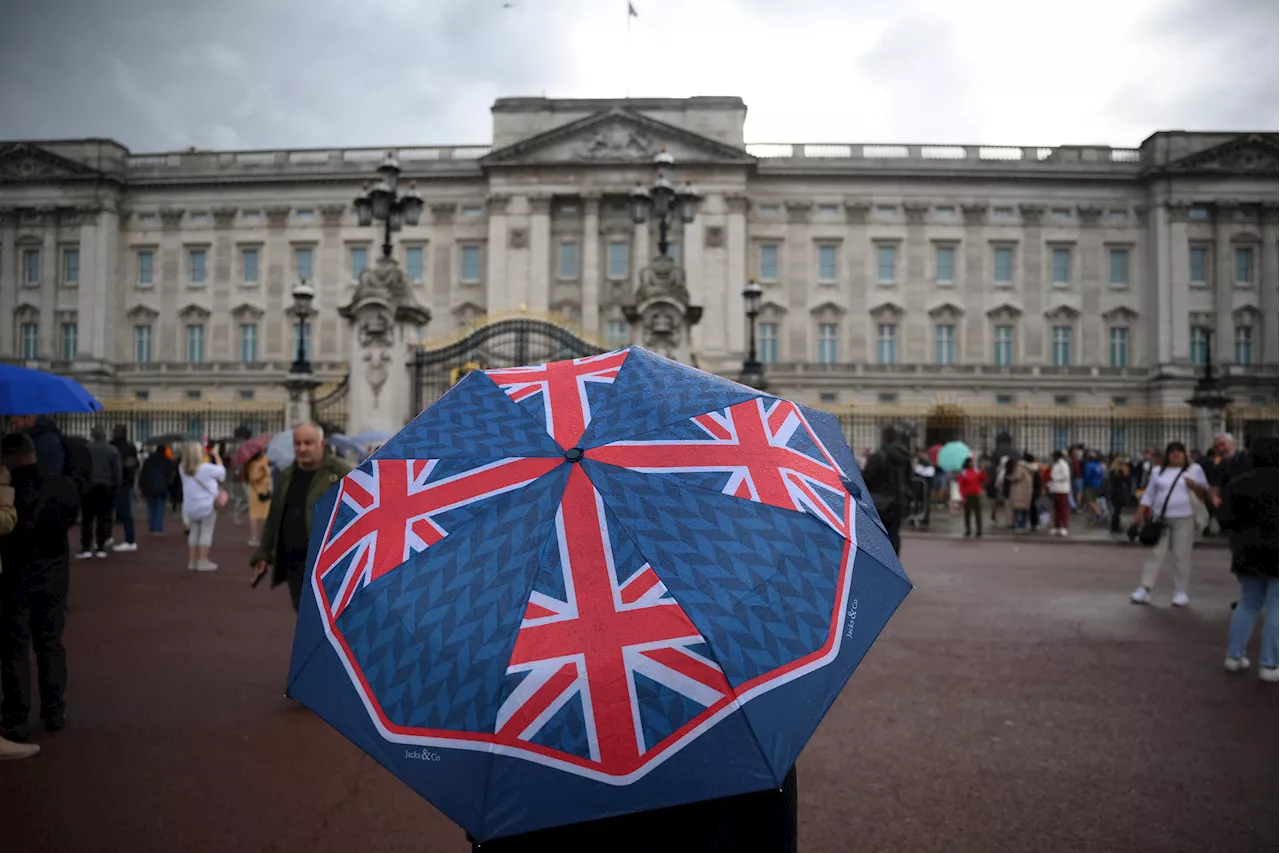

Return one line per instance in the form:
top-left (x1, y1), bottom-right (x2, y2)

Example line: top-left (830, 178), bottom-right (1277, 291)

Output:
top-left (319, 204), bottom-right (346, 226)
top-left (265, 206), bottom-right (291, 227)
top-left (725, 195), bottom-right (749, 215)
top-left (486, 194), bottom-right (510, 215)
top-left (160, 208), bottom-right (185, 229)
top-left (785, 200), bottom-right (812, 223)
top-left (844, 201), bottom-right (870, 225)
top-left (1018, 204), bottom-right (1045, 226)
top-left (431, 202), bottom-right (458, 224)
top-left (961, 203), bottom-right (988, 225)
top-left (903, 202), bottom-right (930, 224)
top-left (1076, 205), bottom-right (1103, 227)
top-left (213, 207), bottom-right (237, 228)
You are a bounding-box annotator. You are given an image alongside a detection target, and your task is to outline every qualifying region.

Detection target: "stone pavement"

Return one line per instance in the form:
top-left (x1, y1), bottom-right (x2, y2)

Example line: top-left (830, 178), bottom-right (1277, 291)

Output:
top-left (0, 518), bottom-right (1274, 852)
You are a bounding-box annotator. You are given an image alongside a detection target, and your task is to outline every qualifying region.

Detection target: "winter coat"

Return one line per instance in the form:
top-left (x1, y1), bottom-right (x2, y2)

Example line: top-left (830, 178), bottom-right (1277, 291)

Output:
top-left (1008, 461), bottom-right (1035, 511)
top-left (1216, 439), bottom-right (1278, 578)
top-left (250, 455), bottom-right (352, 589)
top-left (21, 416), bottom-right (66, 477)
top-left (0, 464), bottom-right (81, 595)
top-left (88, 439), bottom-right (122, 489)
top-left (1049, 459), bottom-right (1072, 494)
top-left (138, 452), bottom-right (174, 498)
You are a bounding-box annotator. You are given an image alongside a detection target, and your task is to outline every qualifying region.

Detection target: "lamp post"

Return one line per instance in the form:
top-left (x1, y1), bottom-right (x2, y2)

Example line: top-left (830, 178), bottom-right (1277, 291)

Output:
top-left (283, 277), bottom-right (321, 427)
top-left (628, 150), bottom-right (701, 257)
top-left (1186, 328), bottom-right (1233, 450)
top-left (741, 278), bottom-right (765, 389)
top-left (353, 152), bottom-right (425, 260)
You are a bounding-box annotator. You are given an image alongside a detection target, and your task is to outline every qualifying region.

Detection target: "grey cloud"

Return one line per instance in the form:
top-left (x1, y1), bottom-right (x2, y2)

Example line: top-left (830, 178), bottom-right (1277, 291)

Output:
top-left (0, 0), bottom-right (578, 150)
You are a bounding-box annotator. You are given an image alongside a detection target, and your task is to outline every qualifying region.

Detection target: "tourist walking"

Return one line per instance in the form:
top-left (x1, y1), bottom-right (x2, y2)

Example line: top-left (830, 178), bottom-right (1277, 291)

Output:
top-left (0, 433), bottom-right (81, 743)
top-left (179, 442), bottom-right (225, 572)
top-left (244, 450), bottom-right (273, 548)
top-left (251, 423), bottom-right (351, 612)
top-left (1107, 454), bottom-right (1132, 534)
top-left (138, 445), bottom-right (174, 535)
top-left (957, 458), bottom-right (986, 538)
top-left (110, 425), bottom-right (139, 553)
top-left (1128, 442), bottom-right (1212, 607)
top-left (1048, 451), bottom-right (1072, 536)
top-left (75, 428), bottom-right (121, 560)
top-left (860, 423), bottom-right (914, 556)
top-left (1217, 437), bottom-right (1278, 682)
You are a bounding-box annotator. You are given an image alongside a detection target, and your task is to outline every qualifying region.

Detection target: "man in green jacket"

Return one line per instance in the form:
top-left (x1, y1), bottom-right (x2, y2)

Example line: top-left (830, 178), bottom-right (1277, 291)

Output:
top-left (251, 423), bottom-right (352, 613)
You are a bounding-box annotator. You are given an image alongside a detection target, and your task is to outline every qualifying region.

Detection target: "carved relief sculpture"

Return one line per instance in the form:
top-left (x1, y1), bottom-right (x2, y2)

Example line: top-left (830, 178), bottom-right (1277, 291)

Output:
top-left (577, 125), bottom-right (654, 161)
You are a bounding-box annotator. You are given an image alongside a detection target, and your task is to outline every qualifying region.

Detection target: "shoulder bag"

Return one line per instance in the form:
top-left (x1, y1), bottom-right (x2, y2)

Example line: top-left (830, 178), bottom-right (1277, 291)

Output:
top-left (197, 472), bottom-right (230, 513)
top-left (1137, 467), bottom-right (1185, 547)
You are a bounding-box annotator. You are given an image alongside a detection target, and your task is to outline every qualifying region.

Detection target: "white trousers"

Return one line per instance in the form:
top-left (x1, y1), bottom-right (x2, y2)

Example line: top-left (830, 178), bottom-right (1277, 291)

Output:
top-left (1139, 516), bottom-right (1196, 593)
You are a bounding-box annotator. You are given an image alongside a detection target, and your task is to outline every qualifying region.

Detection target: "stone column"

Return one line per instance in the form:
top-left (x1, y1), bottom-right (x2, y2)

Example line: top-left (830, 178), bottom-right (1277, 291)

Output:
top-left (581, 195), bottom-right (601, 335)
top-left (76, 205), bottom-right (118, 363)
top-left (1213, 202), bottom-right (1236, 365)
top-left (844, 202), bottom-right (870, 362)
top-left (39, 212), bottom-right (57, 358)
top-left (264, 206), bottom-right (291, 360)
top-left (429, 203), bottom-right (457, 323)
top-left (0, 209), bottom-right (16, 356)
top-left (1077, 205), bottom-right (1103, 366)
top-left (958, 204), bottom-right (987, 366)
top-left (631, 218), bottom-right (650, 304)
top-left (486, 194), bottom-right (510, 315)
top-left (528, 196), bottom-right (551, 312)
top-left (1019, 205), bottom-right (1046, 362)
top-left (725, 196), bottom-right (748, 356)
top-left (1261, 202), bottom-right (1279, 365)
top-left (784, 202), bottom-right (811, 362)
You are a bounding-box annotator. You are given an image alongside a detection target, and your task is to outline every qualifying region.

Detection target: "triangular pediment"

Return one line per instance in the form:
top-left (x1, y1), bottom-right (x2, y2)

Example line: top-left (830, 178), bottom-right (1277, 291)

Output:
top-left (1163, 134), bottom-right (1279, 177)
top-left (125, 303), bottom-right (159, 322)
top-left (230, 302), bottom-right (265, 320)
top-left (1045, 304), bottom-right (1082, 321)
top-left (177, 303), bottom-right (211, 321)
top-left (0, 143), bottom-right (102, 182)
top-left (868, 300), bottom-right (906, 319)
top-left (1101, 305), bottom-right (1139, 323)
top-left (928, 301), bottom-right (965, 320)
top-left (480, 108), bottom-right (754, 168)
top-left (985, 302), bottom-right (1023, 320)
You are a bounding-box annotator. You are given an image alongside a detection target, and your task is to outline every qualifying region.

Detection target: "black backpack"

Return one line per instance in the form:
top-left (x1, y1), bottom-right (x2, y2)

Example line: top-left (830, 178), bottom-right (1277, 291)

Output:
top-left (61, 434), bottom-right (93, 491)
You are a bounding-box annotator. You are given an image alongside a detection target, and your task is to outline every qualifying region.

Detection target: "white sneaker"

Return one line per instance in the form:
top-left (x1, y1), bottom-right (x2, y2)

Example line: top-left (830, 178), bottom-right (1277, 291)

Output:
top-left (1260, 667), bottom-right (1279, 684)
top-left (1059, 529), bottom-right (1069, 538)
top-left (95, 551), bottom-right (108, 559)
top-left (75, 551), bottom-right (93, 560)
top-left (1224, 656), bottom-right (1251, 673)
top-left (1171, 591), bottom-right (1190, 608)
top-left (187, 562), bottom-right (197, 571)
top-left (1130, 586), bottom-right (1151, 605)
top-left (0, 736), bottom-right (39, 760)
top-left (104, 537), bottom-right (114, 548)
top-left (195, 561), bottom-right (218, 572)
top-left (112, 542), bottom-right (137, 552)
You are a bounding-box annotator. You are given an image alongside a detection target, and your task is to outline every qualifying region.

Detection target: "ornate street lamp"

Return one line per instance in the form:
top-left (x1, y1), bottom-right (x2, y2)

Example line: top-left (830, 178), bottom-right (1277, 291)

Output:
top-left (629, 150), bottom-right (701, 257)
top-left (741, 278), bottom-right (765, 389)
top-left (353, 151), bottom-right (424, 260)
top-left (1186, 328), bottom-right (1233, 449)
top-left (288, 278), bottom-right (316, 376)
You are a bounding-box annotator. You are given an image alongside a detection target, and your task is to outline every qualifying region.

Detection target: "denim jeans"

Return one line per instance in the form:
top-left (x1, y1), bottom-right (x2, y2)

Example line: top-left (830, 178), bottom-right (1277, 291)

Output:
top-left (1013, 508), bottom-right (1029, 530)
top-left (145, 496), bottom-right (166, 533)
top-left (1227, 575), bottom-right (1278, 669)
top-left (114, 486), bottom-right (136, 544)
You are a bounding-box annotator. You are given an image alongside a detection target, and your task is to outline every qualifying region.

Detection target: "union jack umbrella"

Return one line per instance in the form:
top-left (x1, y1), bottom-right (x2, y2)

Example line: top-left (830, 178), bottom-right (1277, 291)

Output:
top-left (287, 346), bottom-right (911, 842)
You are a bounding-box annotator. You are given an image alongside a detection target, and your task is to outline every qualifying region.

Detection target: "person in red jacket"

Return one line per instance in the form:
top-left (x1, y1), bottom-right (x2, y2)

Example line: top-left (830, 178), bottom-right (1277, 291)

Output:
top-left (957, 457), bottom-right (988, 538)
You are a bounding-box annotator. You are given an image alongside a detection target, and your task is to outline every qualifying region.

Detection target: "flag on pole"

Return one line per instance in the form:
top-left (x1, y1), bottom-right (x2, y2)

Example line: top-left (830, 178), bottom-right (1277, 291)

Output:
top-left (628, 2), bottom-right (638, 17)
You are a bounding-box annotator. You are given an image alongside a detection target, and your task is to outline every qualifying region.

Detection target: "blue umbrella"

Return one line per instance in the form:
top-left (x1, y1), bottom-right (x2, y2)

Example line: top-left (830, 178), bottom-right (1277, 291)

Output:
top-left (287, 347), bottom-right (911, 842)
top-left (0, 363), bottom-right (103, 415)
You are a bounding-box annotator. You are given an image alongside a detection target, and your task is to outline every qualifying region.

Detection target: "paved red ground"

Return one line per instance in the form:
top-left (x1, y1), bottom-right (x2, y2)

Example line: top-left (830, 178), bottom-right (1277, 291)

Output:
top-left (1, 523), bottom-right (1275, 852)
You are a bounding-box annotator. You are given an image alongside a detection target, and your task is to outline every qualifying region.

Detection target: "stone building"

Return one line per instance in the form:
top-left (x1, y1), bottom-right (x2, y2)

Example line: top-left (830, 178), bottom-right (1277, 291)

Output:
top-left (0, 96), bottom-right (1276, 411)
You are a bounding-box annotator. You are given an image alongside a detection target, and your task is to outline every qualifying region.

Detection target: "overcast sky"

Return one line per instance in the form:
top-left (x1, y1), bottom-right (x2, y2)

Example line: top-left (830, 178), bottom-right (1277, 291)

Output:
top-left (0, 0), bottom-right (1275, 152)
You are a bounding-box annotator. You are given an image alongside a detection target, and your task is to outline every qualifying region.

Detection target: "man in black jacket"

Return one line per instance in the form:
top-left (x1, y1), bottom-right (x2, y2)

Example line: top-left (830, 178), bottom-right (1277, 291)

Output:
top-left (1217, 436), bottom-right (1278, 683)
top-left (76, 427), bottom-right (121, 560)
top-left (861, 422), bottom-right (915, 555)
top-left (6, 415), bottom-right (66, 476)
top-left (110, 425), bottom-right (140, 552)
top-left (0, 432), bottom-right (82, 741)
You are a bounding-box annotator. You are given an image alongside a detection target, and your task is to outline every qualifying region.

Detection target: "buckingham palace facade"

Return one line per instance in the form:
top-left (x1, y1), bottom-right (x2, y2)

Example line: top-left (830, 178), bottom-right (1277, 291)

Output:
top-left (1, 96), bottom-right (1276, 409)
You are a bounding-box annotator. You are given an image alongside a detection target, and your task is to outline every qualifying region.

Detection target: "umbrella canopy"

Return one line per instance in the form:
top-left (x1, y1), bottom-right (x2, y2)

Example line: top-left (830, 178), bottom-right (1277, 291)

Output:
top-left (0, 364), bottom-right (103, 415)
top-left (230, 434), bottom-right (271, 472)
top-left (348, 428), bottom-right (394, 449)
top-left (326, 434), bottom-right (366, 461)
top-left (936, 441), bottom-right (973, 472)
top-left (266, 430), bottom-right (295, 469)
top-left (287, 347), bottom-right (911, 842)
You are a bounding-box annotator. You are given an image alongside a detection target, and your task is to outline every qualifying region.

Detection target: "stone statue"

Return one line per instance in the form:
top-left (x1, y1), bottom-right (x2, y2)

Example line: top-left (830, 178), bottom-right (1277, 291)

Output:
top-left (642, 306), bottom-right (682, 360)
top-left (634, 255), bottom-right (690, 307)
top-left (623, 253), bottom-right (702, 365)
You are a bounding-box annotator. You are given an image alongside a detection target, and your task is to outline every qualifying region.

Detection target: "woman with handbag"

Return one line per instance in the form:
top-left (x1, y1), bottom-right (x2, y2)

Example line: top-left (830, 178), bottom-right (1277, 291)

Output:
top-left (1128, 441), bottom-right (1212, 607)
top-left (244, 450), bottom-right (273, 548)
top-left (179, 442), bottom-right (226, 572)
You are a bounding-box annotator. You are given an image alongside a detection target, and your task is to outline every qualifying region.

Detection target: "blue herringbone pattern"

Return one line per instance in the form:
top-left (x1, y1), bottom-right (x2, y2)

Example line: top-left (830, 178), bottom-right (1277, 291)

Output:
top-left (335, 465), bottom-right (570, 732)
top-left (373, 371), bottom-right (560, 462)
top-left (581, 348), bottom-right (763, 448)
top-left (583, 461), bottom-right (844, 687)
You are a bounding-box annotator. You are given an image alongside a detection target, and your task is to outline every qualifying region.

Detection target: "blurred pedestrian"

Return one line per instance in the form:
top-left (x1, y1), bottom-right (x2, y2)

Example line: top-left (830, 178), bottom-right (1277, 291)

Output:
top-left (1128, 442), bottom-right (1212, 607)
top-left (138, 444), bottom-right (174, 535)
top-left (1026, 452), bottom-right (1043, 533)
top-left (75, 427), bottom-right (121, 560)
top-left (179, 442), bottom-right (225, 572)
top-left (0, 432), bottom-right (81, 742)
top-left (861, 423), bottom-right (914, 556)
top-left (0, 463), bottom-right (40, 760)
top-left (110, 425), bottom-right (139, 553)
top-left (1107, 454), bottom-right (1132, 534)
top-left (957, 457), bottom-right (987, 538)
top-left (1008, 454), bottom-right (1034, 533)
top-left (1217, 437), bottom-right (1278, 682)
top-left (1049, 450), bottom-right (1072, 536)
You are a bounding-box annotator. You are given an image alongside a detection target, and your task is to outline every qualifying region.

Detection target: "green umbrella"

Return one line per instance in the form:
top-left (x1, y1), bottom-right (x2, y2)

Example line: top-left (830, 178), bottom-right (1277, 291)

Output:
top-left (937, 440), bottom-right (973, 472)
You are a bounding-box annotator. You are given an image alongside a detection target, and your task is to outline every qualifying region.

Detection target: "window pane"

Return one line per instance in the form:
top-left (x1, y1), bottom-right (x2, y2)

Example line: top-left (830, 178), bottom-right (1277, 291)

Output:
top-left (135, 326), bottom-right (152, 364)
top-left (759, 244), bottom-right (778, 280)
top-left (1190, 326), bottom-right (1208, 365)
top-left (1235, 248), bottom-right (1254, 284)
top-left (190, 250), bottom-right (206, 284)
top-left (936, 246), bottom-right (954, 283)
top-left (1053, 326), bottom-right (1071, 366)
top-left (240, 324), bottom-right (257, 363)
top-left (1189, 247), bottom-right (1207, 283)
top-left (350, 247), bottom-right (366, 279)
top-left (605, 319), bottom-right (629, 347)
top-left (24, 250), bottom-right (40, 284)
top-left (876, 246), bottom-right (896, 282)
top-left (1109, 327), bottom-right (1128, 367)
top-left (607, 242), bottom-right (629, 279)
top-left (186, 325), bottom-right (205, 364)
top-left (759, 322), bottom-right (779, 364)
top-left (243, 249), bottom-right (260, 283)
top-left (994, 247), bottom-right (1013, 283)
top-left (1235, 325), bottom-right (1254, 365)
top-left (817, 323), bottom-right (838, 364)
top-left (935, 324), bottom-right (955, 365)
top-left (559, 242), bottom-right (580, 278)
top-left (138, 251), bottom-right (153, 285)
top-left (1051, 248), bottom-right (1070, 284)
top-left (994, 325), bottom-right (1013, 366)
top-left (817, 245), bottom-right (838, 280)
top-left (20, 323), bottom-right (38, 359)
top-left (63, 249), bottom-right (79, 284)
top-left (1109, 249), bottom-right (1128, 285)
top-left (877, 323), bottom-right (897, 365)
top-left (297, 247), bottom-right (314, 281)
top-left (460, 246), bottom-right (481, 282)
top-left (61, 323), bottom-right (77, 360)
top-left (404, 247), bottom-right (423, 282)
top-left (664, 240), bottom-right (680, 264)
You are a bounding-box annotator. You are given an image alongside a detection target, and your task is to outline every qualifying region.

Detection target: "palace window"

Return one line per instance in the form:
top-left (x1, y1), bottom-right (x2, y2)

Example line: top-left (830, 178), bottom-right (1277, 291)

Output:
top-left (1109, 249), bottom-right (1129, 287)
top-left (1190, 326), bottom-right (1209, 366)
top-left (296, 247), bottom-right (314, 281)
top-left (60, 323), bottom-right (77, 361)
top-left (1235, 247), bottom-right (1255, 285)
top-left (350, 246), bottom-right (367, 279)
top-left (460, 245), bottom-right (482, 283)
top-left (876, 323), bottom-right (897, 365)
top-left (242, 248), bottom-right (260, 284)
top-left (935, 246), bottom-right (955, 284)
top-left (993, 247), bottom-right (1014, 284)
top-left (1189, 246), bottom-right (1208, 284)
top-left (1235, 325), bottom-right (1254, 365)
top-left (993, 325), bottom-right (1014, 366)
top-left (134, 325), bottom-right (152, 364)
top-left (759, 244), bottom-right (779, 281)
top-left (239, 324), bottom-right (258, 363)
top-left (186, 324), bottom-right (205, 364)
top-left (935, 324), bottom-right (956, 365)
top-left (876, 245), bottom-right (897, 283)
top-left (1052, 248), bottom-right (1071, 285)
top-left (189, 249), bottom-right (206, 285)
top-left (20, 323), bottom-right (38, 359)
top-left (817, 323), bottom-right (838, 365)
top-left (817, 245), bottom-right (838, 282)
top-left (607, 241), bottom-right (629, 280)
top-left (759, 322), bottom-right (779, 365)
top-left (62, 249), bottom-right (79, 285)
top-left (605, 320), bottom-right (629, 347)
top-left (1052, 326), bottom-right (1072, 367)
top-left (137, 250), bottom-right (154, 286)
top-left (1109, 327), bottom-right (1129, 368)
top-left (558, 241), bottom-right (580, 279)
